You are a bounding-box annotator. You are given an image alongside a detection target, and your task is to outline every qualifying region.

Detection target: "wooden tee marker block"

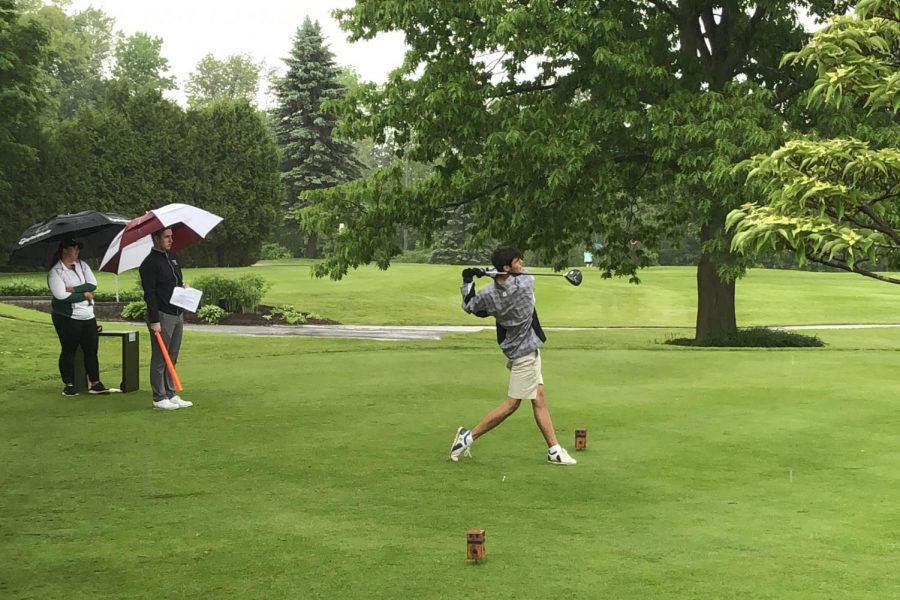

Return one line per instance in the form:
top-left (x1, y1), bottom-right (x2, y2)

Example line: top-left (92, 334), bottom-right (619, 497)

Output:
top-left (575, 428), bottom-right (587, 450)
top-left (467, 529), bottom-right (485, 561)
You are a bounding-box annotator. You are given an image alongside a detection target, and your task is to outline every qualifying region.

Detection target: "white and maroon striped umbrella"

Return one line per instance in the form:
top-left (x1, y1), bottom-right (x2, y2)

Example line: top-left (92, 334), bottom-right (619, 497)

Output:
top-left (99, 203), bottom-right (223, 274)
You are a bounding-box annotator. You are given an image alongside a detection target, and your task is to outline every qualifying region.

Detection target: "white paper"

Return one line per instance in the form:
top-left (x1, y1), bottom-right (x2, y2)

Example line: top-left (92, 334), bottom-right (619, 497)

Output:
top-left (170, 286), bottom-right (203, 313)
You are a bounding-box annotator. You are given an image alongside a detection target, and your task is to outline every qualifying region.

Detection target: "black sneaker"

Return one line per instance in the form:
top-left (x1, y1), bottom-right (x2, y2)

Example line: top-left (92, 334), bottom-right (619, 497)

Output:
top-left (88, 382), bottom-right (110, 394)
top-left (62, 384), bottom-right (78, 396)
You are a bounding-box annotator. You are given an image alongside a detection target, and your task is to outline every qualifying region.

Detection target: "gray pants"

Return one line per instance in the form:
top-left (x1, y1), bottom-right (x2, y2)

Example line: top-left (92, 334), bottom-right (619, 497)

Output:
top-left (149, 311), bottom-right (184, 402)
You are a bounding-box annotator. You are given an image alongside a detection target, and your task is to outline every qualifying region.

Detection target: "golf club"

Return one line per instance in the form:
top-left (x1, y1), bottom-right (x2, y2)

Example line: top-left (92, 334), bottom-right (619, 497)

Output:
top-left (481, 269), bottom-right (583, 286)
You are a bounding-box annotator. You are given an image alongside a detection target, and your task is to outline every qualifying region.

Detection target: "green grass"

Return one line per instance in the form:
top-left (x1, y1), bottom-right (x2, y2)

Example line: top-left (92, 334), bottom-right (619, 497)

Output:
top-left (2, 302), bottom-right (900, 598)
top-left (3, 262), bottom-right (899, 326)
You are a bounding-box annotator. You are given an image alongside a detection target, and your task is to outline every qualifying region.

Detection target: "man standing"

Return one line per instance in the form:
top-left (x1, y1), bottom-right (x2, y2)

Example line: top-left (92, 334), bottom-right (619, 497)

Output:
top-left (139, 228), bottom-right (192, 411)
top-left (450, 246), bottom-right (576, 465)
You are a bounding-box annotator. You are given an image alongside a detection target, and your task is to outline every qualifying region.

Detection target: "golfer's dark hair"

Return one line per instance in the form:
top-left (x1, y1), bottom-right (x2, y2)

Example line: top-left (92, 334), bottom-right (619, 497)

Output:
top-left (151, 227), bottom-right (171, 240)
top-left (491, 246), bottom-right (523, 272)
top-left (52, 239), bottom-right (80, 264)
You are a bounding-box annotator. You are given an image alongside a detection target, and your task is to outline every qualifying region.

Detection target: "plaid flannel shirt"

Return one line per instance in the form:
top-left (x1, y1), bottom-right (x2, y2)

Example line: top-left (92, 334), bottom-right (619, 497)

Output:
top-left (461, 272), bottom-right (546, 359)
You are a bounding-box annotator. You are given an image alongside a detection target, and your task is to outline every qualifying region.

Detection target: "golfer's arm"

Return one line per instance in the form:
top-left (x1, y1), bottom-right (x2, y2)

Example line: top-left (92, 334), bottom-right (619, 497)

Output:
top-left (140, 265), bottom-right (160, 323)
top-left (48, 270), bottom-right (85, 302)
top-left (460, 282), bottom-right (490, 318)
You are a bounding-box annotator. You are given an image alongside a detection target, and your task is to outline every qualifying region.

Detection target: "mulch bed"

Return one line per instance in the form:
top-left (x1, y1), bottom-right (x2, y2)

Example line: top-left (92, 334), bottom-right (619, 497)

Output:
top-left (0, 298), bottom-right (340, 326)
top-left (184, 305), bottom-right (340, 326)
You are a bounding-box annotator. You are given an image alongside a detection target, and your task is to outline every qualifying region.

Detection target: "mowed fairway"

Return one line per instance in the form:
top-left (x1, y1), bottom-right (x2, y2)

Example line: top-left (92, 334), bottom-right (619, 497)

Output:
top-left (3, 262), bottom-right (900, 325)
top-left (1, 293), bottom-right (900, 598)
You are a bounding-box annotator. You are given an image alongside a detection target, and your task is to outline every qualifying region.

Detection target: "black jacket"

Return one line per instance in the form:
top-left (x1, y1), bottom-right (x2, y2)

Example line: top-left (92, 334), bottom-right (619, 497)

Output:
top-left (139, 248), bottom-right (184, 322)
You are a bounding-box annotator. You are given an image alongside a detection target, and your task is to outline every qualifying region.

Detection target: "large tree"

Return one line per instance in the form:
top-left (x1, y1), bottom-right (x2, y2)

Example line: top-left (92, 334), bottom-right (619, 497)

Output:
top-left (178, 99), bottom-right (282, 266)
top-left (303, 0), bottom-right (848, 340)
top-left (19, 0), bottom-right (114, 119)
top-left (0, 0), bottom-right (49, 267)
top-left (111, 31), bottom-right (175, 93)
top-left (729, 0), bottom-right (900, 283)
top-left (45, 83), bottom-right (186, 217)
top-left (185, 53), bottom-right (261, 109)
top-left (44, 90), bottom-right (281, 266)
top-left (272, 17), bottom-right (361, 257)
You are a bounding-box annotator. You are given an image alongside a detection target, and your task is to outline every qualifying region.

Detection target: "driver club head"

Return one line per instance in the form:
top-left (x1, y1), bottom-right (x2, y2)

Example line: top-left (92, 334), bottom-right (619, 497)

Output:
top-left (564, 269), bottom-right (583, 286)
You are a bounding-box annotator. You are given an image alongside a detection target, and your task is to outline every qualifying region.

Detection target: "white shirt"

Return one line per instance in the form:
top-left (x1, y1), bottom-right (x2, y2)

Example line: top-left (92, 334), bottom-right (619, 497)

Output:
top-left (48, 259), bottom-right (97, 320)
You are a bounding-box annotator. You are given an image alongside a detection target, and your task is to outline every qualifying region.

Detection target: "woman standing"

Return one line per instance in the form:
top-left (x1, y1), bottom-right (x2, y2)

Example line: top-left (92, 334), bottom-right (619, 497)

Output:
top-left (48, 239), bottom-right (108, 396)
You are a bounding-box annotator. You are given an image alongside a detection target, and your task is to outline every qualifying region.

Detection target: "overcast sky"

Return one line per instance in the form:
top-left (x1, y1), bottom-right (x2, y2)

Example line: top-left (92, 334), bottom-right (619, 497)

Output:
top-left (67, 0), bottom-right (407, 106)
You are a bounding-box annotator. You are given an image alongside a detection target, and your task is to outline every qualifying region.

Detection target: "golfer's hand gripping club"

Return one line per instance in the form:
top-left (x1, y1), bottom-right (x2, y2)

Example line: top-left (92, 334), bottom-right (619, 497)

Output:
top-left (461, 267), bottom-right (486, 282)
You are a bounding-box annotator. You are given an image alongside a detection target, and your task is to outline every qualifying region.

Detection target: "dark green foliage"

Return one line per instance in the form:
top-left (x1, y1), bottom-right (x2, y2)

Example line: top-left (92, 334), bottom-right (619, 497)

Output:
top-left (91, 288), bottom-right (143, 302)
top-left (111, 32), bottom-right (175, 93)
top-left (192, 273), bottom-right (271, 314)
top-left (35, 94), bottom-right (281, 268)
top-left (19, 2), bottom-right (114, 120)
top-left (196, 304), bottom-right (227, 324)
top-left (269, 304), bottom-right (307, 324)
top-left (0, 0), bottom-right (49, 267)
top-left (394, 245), bottom-right (435, 264)
top-left (272, 17), bottom-right (362, 257)
top-left (177, 100), bottom-right (282, 267)
top-left (729, 0), bottom-right (900, 284)
top-left (259, 242), bottom-right (292, 260)
top-left (46, 85), bottom-right (185, 217)
top-left (0, 279), bottom-right (46, 296)
top-left (120, 300), bottom-right (146, 320)
top-left (274, 17), bottom-right (361, 197)
top-left (303, 0), bottom-right (850, 340)
top-left (665, 328), bottom-right (825, 348)
top-left (0, 278), bottom-right (142, 300)
top-left (429, 205), bottom-right (492, 265)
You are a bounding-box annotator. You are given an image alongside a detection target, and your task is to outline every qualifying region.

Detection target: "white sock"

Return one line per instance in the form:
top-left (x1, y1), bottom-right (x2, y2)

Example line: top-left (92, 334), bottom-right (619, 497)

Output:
top-left (548, 444), bottom-right (561, 454)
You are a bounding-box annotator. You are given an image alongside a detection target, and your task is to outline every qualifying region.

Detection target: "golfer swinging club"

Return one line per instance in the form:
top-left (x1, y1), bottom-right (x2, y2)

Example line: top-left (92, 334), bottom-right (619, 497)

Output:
top-left (449, 246), bottom-right (576, 465)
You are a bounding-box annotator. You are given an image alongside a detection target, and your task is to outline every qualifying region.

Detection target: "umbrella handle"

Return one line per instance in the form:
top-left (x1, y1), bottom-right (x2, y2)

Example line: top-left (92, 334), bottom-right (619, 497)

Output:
top-left (153, 330), bottom-right (183, 392)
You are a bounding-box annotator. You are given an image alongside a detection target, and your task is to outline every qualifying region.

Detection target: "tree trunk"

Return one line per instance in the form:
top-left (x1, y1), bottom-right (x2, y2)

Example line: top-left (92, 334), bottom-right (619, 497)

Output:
top-left (305, 232), bottom-right (319, 258)
top-left (695, 221), bottom-right (737, 340)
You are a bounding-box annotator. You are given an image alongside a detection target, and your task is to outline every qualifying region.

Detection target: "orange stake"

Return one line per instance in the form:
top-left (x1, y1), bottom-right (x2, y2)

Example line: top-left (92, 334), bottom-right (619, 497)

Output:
top-left (153, 330), bottom-right (183, 392)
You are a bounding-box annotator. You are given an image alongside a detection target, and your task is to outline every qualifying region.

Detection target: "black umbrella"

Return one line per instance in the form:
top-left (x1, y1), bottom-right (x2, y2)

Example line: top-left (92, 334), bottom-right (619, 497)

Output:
top-left (10, 210), bottom-right (132, 267)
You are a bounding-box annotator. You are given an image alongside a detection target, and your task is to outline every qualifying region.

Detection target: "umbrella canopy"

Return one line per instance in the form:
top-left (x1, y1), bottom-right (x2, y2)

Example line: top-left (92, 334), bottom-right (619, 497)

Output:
top-left (10, 210), bottom-right (131, 267)
top-left (99, 203), bottom-right (223, 274)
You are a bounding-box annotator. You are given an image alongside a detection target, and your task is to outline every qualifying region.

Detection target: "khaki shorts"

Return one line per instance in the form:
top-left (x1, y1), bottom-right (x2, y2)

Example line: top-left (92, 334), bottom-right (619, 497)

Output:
top-left (506, 350), bottom-right (543, 400)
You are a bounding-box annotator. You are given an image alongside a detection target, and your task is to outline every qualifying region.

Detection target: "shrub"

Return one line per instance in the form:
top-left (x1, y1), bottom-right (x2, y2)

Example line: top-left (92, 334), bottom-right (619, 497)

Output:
top-left (197, 305), bottom-right (227, 325)
top-left (0, 279), bottom-right (145, 301)
top-left (92, 288), bottom-right (144, 302)
top-left (235, 274), bottom-right (270, 313)
top-left (192, 275), bottom-right (239, 311)
top-left (665, 328), bottom-right (824, 348)
top-left (394, 247), bottom-right (435, 264)
top-left (121, 301), bottom-right (147, 321)
top-left (0, 279), bottom-right (47, 296)
top-left (192, 273), bottom-right (271, 313)
top-left (259, 242), bottom-right (292, 260)
top-left (270, 304), bottom-right (307, 325)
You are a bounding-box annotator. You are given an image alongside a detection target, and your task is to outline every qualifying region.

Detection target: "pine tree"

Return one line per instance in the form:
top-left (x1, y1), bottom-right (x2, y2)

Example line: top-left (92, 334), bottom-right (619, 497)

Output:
top-left (273, 17), bottom-right (360, 257)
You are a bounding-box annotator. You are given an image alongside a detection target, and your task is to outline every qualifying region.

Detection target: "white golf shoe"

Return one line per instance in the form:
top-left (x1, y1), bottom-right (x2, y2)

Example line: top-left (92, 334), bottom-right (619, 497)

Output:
top-left (169, 395), bottom-right (193, 408)
top-left (152, 399), bottom-right (180, 411)
top-left (449, 427), bottom-right (473, 462)
top-left (548, 447), bottom-right (577, 466)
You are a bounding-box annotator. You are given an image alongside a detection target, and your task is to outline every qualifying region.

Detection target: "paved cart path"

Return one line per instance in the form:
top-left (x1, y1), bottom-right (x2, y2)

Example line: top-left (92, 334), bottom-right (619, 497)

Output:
top-left (185, 323), bottom-right (900, 341)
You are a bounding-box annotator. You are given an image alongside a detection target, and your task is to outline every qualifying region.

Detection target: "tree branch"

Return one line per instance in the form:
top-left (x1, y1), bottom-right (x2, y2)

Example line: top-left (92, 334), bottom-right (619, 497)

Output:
top-left (700, 7), bottom-right (718, 57)
top-left (857, 204), bottom-right (900, 244)
top-left (489, 81), bottom-right (560, 98)
top-left (446, 181), bottom-right (507, 209)
top-left (720, 6), bottom-right (767, 82)
top-left (645, 0), bottom-right (676, 19)
top-left (613, 152), bottom-right (654, 164)
top-left (805, 253), bottom-right (900, 284)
